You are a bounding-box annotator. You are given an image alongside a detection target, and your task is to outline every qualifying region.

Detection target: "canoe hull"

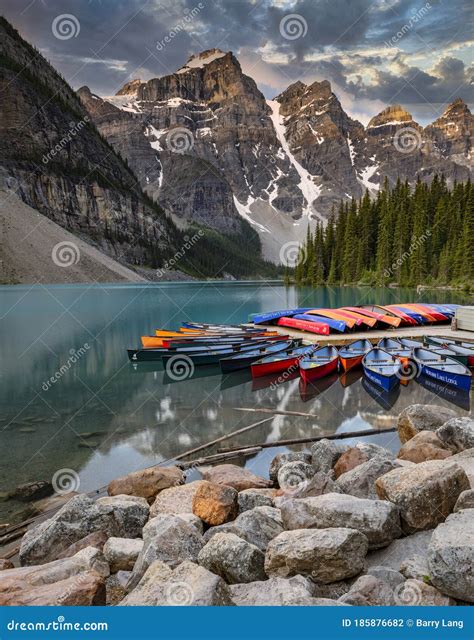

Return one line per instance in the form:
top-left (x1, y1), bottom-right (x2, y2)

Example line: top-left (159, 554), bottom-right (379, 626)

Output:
top-left (418, 363), bottom-right (471, 391)
top-left (251, 355), bottom-right (302, 378)
top-left (277, 317), bottom-right (330, 335)
top-left (299, 358), bottom-right (338, 384)
top-left (339, 354), bottom-right (364, 372)
top-left (362, 365), bottom-right (399, 392)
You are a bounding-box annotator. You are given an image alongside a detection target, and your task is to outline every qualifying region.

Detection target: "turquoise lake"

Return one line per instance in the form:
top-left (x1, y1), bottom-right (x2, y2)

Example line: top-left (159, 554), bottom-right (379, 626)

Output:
top-left (0, 282), bottom-right (472, 524)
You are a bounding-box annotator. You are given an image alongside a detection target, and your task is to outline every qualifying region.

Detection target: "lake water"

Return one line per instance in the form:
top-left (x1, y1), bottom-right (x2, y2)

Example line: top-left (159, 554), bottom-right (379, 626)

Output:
top-left (0, 282), bottom-right (471, 524)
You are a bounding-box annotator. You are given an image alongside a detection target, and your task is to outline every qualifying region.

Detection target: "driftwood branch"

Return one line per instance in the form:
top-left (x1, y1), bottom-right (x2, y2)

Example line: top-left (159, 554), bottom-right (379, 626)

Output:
top-left (234, 407), bottom-right (318, 418)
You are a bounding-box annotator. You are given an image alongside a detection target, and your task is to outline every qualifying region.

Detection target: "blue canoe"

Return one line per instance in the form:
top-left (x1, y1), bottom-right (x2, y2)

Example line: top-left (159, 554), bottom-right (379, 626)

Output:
top-left (412, 347), bottom-right (472, 391)
top-left (251, 308), bottom-right (313, 325)
top-left (390, 307), bottom-right (426, 325)
top-left (362, 348), bottom-right (401, 392)
top-left (293, 314), bottom-right (347, 333)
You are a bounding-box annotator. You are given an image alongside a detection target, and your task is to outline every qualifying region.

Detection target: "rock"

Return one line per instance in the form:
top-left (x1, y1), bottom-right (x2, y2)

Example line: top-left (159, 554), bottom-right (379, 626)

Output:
top-left (310, 580), bottom-right (352, 600)
top-left (0, 571), bottom-right (106, 606)
top-left (356, 442), bottom-right (395, 460)
top-left (339, 575), bottom-right (395, 605)
top-left (397, 431), bottom-right (453, 463)
top-left (311, 439), bottom-right (349, 473)
top-left (57, 531), bottom-right (109, 559)
top-left (375, 460), bottom-right (470, 532)
top-left (269, 452), bottom-right (312, 485)
top-left (192, 481), bottom-right (238, 525)
top-left (336, 458), bottom-right (400, 499)
top-left (229, 576), bottom-right (316, 606)
top-left (175, 513), bottom-right (204, 533)
top-left (394, 579), bottom-right (455, 606)
top-left (203, 506), bottom-right (283, 551)
top-left (399, 555), bottom-right (431, 583)
top-left (0, 559), bottom-right (14, 570)
top-left (238, 488), bottom-right (276, 513)
top-left (127, 514), bottom-right (203, 590)
top-left (9, 480), bottom-right (53, 503)
top-left (454, 489), bottom-right (474, 512)
top-left (275, 471), bottom-right (342, 502)
top-left (366, 529), bottom-right (433, 570)
top-left (19, 494), bottom-right (149, 565)
top-left (201, 464), bottom-right (272, 491)
top-left (106, 573), bottom-right (128, 605)
top-left (366, 566), bottom-right (405, 589)
top-left (34, 492), bottom-right (79, 514)
top-left (277, 461), bottom-right (314, 494)
top-left (103, 537), bottom-right (144, 572)
top-left (334, 448), bottom-right (369, 478)
top-left (397, 404), bottom-right (457, 443)
top-left (150, 481), bottom-right (208, 517)
top-left (265, 528), bottom-right (368, 583)
top-left (427, 509), bottom-right (474, 602)
top-left (108, 465), bottom-right (183, 501)
top-left (449, 448), bottom-right (474, 488)
top-left (436, 417), bottom-right (474, 453)
top-left (120, 560), bottom-right (234, 606)
top-left (198, 532), bottom-right (266, 584)
top-left (280, 493), bottom-right (401, 549)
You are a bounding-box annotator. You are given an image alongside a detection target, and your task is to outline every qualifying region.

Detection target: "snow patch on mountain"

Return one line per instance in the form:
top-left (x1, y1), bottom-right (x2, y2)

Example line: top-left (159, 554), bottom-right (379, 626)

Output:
top-left (177, 49), bottom-right (226, 74)
top-left (233, 195), bottom-right (270, 233)
top-left (358, 164), bottom-right (380, 191)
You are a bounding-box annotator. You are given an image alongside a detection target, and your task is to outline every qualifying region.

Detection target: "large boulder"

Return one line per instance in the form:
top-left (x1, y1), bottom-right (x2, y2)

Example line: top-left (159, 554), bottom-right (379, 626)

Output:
top-left (230, 576), bottom-right (329, 606)
top-left (269, 452), bottom-right (312, 485)
top-left (150, 481), bottom-right (207, 517)
top-left (366, 566), bottom-right (405, 589)
top-left (339, 575), bottom-right (395, 606)
top-left (454, 489), bottom-right (474, 512)
top-left (57, 531), bottom-right (108, 559)
top-left (427, 509), bottom-right (474, 602)
top-left (0, 571), bottom-right (106, 606)
top-left (397, 404), bottom-right (457, 444)
top-left (107, 466), bottom-right (183, 501)
top-left (375, 460), bottom-right (470, 532)
top-left (120, 560), bottom-right (234, 606)
top-left (238, 488), bottom-right (276, 513)
top-left (311, 439), bottom-right (349, 473)
top-left (265, 528), bottom-right (368, 582)
top-left (275, 471), bottom-right (341, 502)
top-left (19, 494), bottom-right (149, 566)
top-left (436, 417), bottom-right (474, 453)
top-left (366, 529), bottom-right (434, 571)
top-left (399, 555), bottom-right (431, 583)
top-left (334, 447), bottom-right (370, 478)
top-left (201, 464), bottom-right (272, 491)
top-left (103, 537), bottom-right (144, 572)
top-left (394, 579), bottom-right (455, 606)
top-left (203, 506), bottom-right (283, 551)
top-left (397, 431), bottom-right (453, 463)
top-left (192, 481), bottom-right (238, 526)
top-left (198, 532), bottom-right (266, 584)
top-left (336, 458), bottom-right (400, 499)
top-left (277, 461), bottom-right (314, 494)
top-left (280, 493), bottom-right (401, 549)
top-left (126, 514), bottom-right (203, 591)
top-left (449, 449), bottom-right (474, 488)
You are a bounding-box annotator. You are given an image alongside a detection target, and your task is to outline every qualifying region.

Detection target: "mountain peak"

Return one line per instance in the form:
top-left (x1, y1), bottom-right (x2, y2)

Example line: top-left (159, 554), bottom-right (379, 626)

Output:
top-left (116, 79), bottom-right (142, 96)
top-left (440, 97), bottom-right (471, 118)
top-left (176, 49), bottom-right (229, 74)
top-left (367, 104), bottom-right (415, 129)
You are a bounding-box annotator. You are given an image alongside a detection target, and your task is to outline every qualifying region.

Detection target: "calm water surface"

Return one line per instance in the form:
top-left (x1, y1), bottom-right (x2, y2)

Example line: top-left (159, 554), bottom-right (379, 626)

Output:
top-left (0, 282), bottom-right (472, 523)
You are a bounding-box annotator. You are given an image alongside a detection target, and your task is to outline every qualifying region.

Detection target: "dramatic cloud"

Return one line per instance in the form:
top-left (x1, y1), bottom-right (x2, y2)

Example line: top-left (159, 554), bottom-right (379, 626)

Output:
top-left (2, 0), bottom-right (472, 123)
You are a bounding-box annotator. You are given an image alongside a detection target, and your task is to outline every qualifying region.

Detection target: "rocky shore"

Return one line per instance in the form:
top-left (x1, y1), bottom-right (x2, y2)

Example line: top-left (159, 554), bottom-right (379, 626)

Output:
top-left (1, 404), bottom-right (473, 606)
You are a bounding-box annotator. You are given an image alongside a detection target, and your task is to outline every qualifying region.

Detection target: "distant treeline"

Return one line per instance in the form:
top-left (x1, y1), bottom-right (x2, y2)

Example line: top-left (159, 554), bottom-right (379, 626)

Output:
top-left (294, 176), bottom-right (473, 288)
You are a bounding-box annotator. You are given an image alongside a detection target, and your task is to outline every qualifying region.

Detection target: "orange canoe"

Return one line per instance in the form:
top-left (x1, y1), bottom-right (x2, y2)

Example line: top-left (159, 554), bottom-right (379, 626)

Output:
top-left (307, 309), bottom-right (357, 330)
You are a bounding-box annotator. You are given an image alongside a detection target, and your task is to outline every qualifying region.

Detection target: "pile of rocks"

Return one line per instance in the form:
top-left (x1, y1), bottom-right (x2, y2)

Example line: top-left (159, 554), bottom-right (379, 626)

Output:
top-left (2, 404), bottom-right (473, 607)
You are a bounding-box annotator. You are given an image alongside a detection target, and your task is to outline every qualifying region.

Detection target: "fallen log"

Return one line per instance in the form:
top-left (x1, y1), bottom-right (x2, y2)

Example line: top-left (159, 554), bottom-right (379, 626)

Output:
top-left (234, 407), bottom-right (318, 418)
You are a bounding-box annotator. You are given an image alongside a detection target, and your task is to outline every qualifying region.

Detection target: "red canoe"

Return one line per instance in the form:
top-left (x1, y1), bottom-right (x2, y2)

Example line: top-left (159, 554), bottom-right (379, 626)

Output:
top-left (277, 316), bottom-right (330, 335)
top-left (299, 346), bottom-right (339, 384)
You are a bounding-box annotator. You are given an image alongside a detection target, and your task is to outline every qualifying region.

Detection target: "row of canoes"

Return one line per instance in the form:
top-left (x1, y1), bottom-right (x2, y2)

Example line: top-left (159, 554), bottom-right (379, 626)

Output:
top-left (249, 304), bottom-right (458, 335)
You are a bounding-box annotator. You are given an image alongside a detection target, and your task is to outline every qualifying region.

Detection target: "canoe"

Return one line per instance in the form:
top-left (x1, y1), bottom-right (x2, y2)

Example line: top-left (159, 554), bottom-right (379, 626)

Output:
top-left (397, 304), bottom-right (438, 323)
top-left (364, 305), bottom-right (417, 326)
top-left (424, 337), bottom-right (474, 366)
top-left (181, 322), bottom-right (247, 331)
top-left (402, 304), bottom-right (449, 323)
top-left (398, 337), bottom-right (424, 349)
top-left (335, 309), bottom-right (377, 328)
top-left (161, 341), bottom-right (279, 366)
top-left (342, 307), bottom-right (401, 328)
top-left (276, 316), bottom-right (330, 335)
top-left (316, 309), bottom-right (367, 328)
top-left (219, 340), bottom-right (294, 373)
top-left (250, 344), bottom-right (318, 378)
top-left (412, 347), bottom-right (471, 391)
top-left (128, 339), bottom-right (277, 363)
top-left (306, 309), bottom-right (358, 330)
top-left (293, 314), bottom-right (347, 333)
top-left (338, 339), bottom-right (372, 372)
top-left (362, 348), bottom-right (401, 392)
top-left (416, 372), bottom-right (471, 411)
top-left (386, 306), bottom-right (426, 325)
top-left (251, 308), bottom-right (312, 325)
top-left (377, 338), bottom-right (411, 365)
top-left (299, 346), bottom-right (339, 384)
top-left (160, 334), bottom-right (287, 349)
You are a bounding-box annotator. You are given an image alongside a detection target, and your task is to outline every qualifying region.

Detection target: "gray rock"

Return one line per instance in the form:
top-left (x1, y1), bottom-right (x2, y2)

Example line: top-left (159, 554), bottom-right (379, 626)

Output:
top-left (311, 439), bottom-right (349, 473)
top-left (355, 443), bottom-right (395, 460)
top-left (265, 528), bottom-right (368, 583)
top-left (269, 452), bottom-right (312, 485)
top-left (238, 489), bottom-right (275, 513)
top-left (375, 460), bottom-right (470, 532)
top-left (280, 492), bottom-right (401, 549)
top-left (127, 514), bottom-right (203, 590)
top-left (277, 461), bottom-right (314, 494)
top-left (454, 489), bottom-right (474, 512)
top-left (275, 471), bottom-right (342, 502)
top-left (366, 529), bottom-right (433, 571)
top-left (366, 565), bottom-right (405, 589)
top-left (229, 575), bottom-right (316, 605)
top-left (336, 458), bottom-right (400, 499)
top-left (393, 579), bottom-right (455, 606)
top-left (397, 404), bottom-right (457, 443)
top-left (203, 506), bottom-right (283, 551)
top-left (427, 509), bottom-right (474, 602)
top-left (175, 512), bottom-right (204, 534)
top-left (437, 417), bottom-right (474, 453)
top-left (339, 575), bottom-right (395, 606)
top-left (198, 532), bottom-right (266, 584)
top-left (449, 448), bottom-right (474, 488)
top-left (19, 494), bottom-right (149, 566)
top-left (399, 555), bottom-right (431, 584)
top-left (120, 560), bottom-right (234, 606)
top-left (103, 537), bottom-right (144, 573)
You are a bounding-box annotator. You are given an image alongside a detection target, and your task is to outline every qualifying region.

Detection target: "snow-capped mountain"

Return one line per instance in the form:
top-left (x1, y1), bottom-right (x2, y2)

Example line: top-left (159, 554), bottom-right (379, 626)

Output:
top-left (78, 48), bottom-right (473, 262)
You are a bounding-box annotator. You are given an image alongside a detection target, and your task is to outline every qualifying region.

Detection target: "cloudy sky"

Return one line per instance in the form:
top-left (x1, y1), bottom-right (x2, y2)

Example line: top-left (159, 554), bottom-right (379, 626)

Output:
top-left (3, 0), bottom-right (473, 124)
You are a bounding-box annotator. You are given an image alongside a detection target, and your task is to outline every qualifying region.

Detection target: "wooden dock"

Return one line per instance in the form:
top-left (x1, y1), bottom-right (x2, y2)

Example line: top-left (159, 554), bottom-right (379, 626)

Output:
top-left (247, 323), bottom-right (474, 346)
